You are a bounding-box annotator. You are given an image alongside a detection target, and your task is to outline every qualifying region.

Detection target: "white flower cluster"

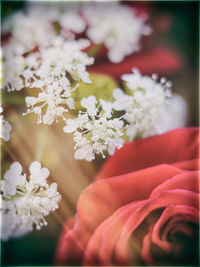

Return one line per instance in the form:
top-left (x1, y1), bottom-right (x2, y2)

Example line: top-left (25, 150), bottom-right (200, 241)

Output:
top-left (1, 3), bottom-right (188, 163)
top-left (0, 161), bottom-right (61, 241)
top-left (64, 96), bottom-right (124, 161)
top-left (2, 35), bottom-right (94, 124)
top-left (2, 3), bottom-right (94, 124)
top-left (3, 11), bottom-right (56, 53)
top-left (0, 106), bottom-right (12, 142)
top-left (2, 42), bottom-right (28, 92)
top-left (83, 2), bottom-right (151, 63)
top-left (21, 37), bottom-right (94, 124)
top-left (61, 70), bottom-right (176, 161)
top-left (113, 69), bottom-right (172, 140)
top-left (2, 3), bottom-right (86, 52)
top-left (58, 3), bottom-right (86, 35)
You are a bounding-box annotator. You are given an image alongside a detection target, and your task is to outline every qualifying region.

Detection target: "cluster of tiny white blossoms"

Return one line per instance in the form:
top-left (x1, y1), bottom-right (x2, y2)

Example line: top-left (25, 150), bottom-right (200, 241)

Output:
top-left (2, 42), bottom-right (28, 92)
top-left (63, 96), bottom-right (124, 161)
top-left (2, 2), bottom-right (94, 124)
top-left (21, 37), bottom-right (94, 125)
top-left (2, 6), bottom-right (59, 90)
top-left (1, 2), bottom-right (87, 88)
top-left (1, 3), bottom-right (187, 164)
top-left (2, 3), bottom-right (86, 52)
top-left (61, 70), bottom-right (173, 160)
top-left (113, 69), bottom-right (172, 140)
top-left (0, 106), bottom-right (12, 142)
top-left (83, 2), bottom-right (151, 63)
top-left (0, 161), bottom-right (61, 241)
top-left (3, 35), bottom-right (94, 124)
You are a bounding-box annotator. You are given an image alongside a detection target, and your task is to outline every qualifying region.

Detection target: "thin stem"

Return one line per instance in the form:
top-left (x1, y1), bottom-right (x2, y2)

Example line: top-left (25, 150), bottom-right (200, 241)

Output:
top-left (87, 43), bottom-right (103, 57)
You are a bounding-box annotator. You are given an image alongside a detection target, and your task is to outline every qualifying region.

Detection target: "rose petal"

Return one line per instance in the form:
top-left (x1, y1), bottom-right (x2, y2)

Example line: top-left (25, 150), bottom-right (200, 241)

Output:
top-left (96, 128), bottom-right (199, 180)
top-left (88, 47), bottom-right (181, 79)
top-left (150, 170), bottom-right (199, 198)
top-left (83, 170), bottom-right (199, 265)
top-left (60, 164), bottom-right (183, 264)
top-left (114, 189), bottom-right (199, 265)
top-left (151, 205), bottom-right (199, 252)
top-left (83, 200), bottom-right (143, 266)
top-left (172, 158), bottom-right (199, 170)
top-left (55, 218), bottom-right (75, 265)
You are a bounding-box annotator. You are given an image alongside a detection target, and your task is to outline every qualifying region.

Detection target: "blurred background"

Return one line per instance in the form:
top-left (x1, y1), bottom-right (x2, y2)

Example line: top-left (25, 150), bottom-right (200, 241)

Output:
top-left (1, 0), bottom-right (199, 265)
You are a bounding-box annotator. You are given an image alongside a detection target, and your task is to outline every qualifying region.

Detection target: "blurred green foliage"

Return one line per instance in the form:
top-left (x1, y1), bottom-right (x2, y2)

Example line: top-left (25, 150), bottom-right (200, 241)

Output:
top-left (72, 73), bottom-right (117, 112)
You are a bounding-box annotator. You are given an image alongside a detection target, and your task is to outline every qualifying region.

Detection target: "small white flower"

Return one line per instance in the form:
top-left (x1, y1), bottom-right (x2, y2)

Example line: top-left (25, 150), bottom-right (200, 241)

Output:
top-left (63, 96), bottom-right (124, 161)
top-left (26, 2), bottom-right (86, 35)
top-left (0, 107), bottom-right (12, 142)
top-left (3, 36), bottom-right (94, 91)
top-left (19, 37), bottom-right (94, 124)
top-left (23, 79), bottom-right (77, 125)
top-left (1, 162), bottom-right (26, 198)
top-left (113, 69), bottom-right (172, 140)
top-left (81, 95), bottom-right (97, 116)
top-left (28, 161), bottom-right (50, 189)
top-left (83, 2), bottom-right (151, 63)
top-left (0, 161), bottom-right (61, 241)
top-left (33, 37), bottom-right (94, 84)
top-left (3, 9), bottom-right (56, 52)
top-left (74, 144), bottom-right (94, 162)
top-left (60, 11), bottom-right (86, 34)
top-left (2, 42), bottom-right (27, 91)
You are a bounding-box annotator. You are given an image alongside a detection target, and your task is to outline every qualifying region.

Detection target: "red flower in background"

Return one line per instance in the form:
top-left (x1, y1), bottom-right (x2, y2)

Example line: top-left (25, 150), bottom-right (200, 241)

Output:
top-left (56, 128), bottom-right (199, 266)
top-left (88, 47), bottom-right (180, 79)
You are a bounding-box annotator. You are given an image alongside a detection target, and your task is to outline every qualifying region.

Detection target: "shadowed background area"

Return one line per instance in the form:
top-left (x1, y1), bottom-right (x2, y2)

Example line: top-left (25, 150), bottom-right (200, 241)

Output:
top-left (1, 0), bottom-right (198, 265)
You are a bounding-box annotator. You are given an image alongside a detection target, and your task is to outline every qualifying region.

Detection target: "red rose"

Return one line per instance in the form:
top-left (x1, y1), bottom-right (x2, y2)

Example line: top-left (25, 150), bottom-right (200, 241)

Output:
top-left (56, 128), bottom-right (199, 266)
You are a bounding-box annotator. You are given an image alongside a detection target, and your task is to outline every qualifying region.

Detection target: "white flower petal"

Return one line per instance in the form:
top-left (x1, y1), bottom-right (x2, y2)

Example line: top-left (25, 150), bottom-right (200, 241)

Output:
top-left (75, 145), bottom-right (94, 161)
top-left (25, 96), bottom-right (37, 106)
top-left (81, 95), bottom-right (96, 109)
top-left (29, 161), bottom-right (41, 177)
top-left (63, 119), bottom-right (78, 133)
top-left (4, 162), bottom-right (22, 181)
top-left (83, 2), bottom-right (150, 63)
top-left (39, 168), bottom-right (50, 180)
top-left (46, 183), bottom-right (58, 198)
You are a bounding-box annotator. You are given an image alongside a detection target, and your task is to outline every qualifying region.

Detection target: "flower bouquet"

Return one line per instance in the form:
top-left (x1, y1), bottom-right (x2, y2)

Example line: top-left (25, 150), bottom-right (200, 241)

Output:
top-left (0, 1), bottom-right (199, 266)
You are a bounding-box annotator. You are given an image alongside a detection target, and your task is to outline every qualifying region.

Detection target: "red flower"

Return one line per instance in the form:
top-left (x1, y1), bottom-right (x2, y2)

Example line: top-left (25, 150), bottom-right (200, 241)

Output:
top-left (56, 128), bottom-right (199, 266)
top-left (88, 46), bottom-right (181, 80)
